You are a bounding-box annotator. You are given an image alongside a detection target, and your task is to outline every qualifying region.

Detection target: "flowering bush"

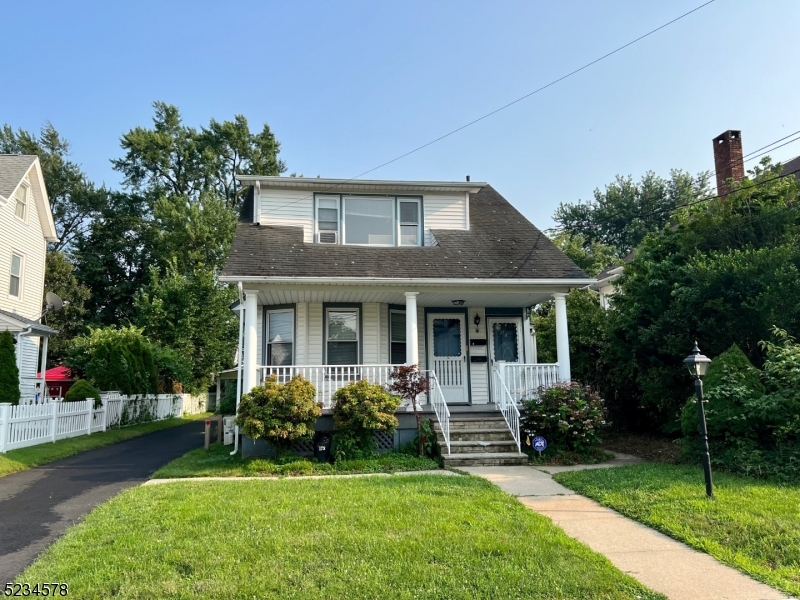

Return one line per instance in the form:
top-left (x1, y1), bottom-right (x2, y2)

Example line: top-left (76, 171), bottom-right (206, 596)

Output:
top-left (521, 382), bottom-right (608, 454)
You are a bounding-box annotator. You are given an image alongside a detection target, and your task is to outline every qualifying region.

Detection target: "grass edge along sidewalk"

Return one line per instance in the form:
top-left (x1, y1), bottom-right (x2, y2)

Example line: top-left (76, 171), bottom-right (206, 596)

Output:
top-left (153, 442), bottom-right (440, 478)
top-left (554, 463), bottom-right (800, 598)
top-left (17, 476), bottom-right (665, 599)
top-left (0, 413), bottom-right (211, 478)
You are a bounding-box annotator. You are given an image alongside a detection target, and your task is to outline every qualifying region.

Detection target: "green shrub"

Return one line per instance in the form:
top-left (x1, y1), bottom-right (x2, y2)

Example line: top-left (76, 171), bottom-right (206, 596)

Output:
top-left (521, 382), bottom-right (608, 454)
top-left (332, 379), bottom-right (401, 458)
top-left (65, 379), bottom-right (101, 408)
top-left (236, 375), bottom-right (320, 457)
top-left (680, 343), bottom-right (764, 440)
top-left (0, 331), bottom-right (20, 405)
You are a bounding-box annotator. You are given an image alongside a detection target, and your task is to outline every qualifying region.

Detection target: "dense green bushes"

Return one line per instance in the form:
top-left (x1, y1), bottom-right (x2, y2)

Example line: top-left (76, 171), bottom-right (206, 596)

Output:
top-left (333, 379), bottom-right (401, 457)
top-left (521, 382), bottom-right (608, 454)
top-left (681, 330), bottom-right (800, 480)
top-left (65, 326), bottom-right (191, 395)
top-left (236, 375), bottom-right (320, 456)
top-left (0, 331), bottom-right (20, 405)
top-left (64, 379), bottom-right (101, 408)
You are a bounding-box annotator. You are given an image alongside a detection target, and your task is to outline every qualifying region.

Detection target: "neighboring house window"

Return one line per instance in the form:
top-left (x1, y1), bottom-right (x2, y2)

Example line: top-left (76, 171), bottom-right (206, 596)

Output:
top-left (266, 309), bottom-right (294, 366)
top-left (390, 310), bottom-right (406, 364)
top-left (315, 194), bottom-right (423, 246)
top-left (326, 309), bottom-right (359, 364)
top-left (15, 184), bottom-right (28, 221)
top-left (9, 253), bottom-right (23, 298)
top-left (316, 196), bottom-right (340, 243)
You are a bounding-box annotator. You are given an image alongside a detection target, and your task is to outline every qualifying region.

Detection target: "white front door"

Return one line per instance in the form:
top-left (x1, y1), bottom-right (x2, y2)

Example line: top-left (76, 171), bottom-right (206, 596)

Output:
top-left (488, 318), bottom-right (524, 369)
top-left (428, 313), bottom-right (468, 403)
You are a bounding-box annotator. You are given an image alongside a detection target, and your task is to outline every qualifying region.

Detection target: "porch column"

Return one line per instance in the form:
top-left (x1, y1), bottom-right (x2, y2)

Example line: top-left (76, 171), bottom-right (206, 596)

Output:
top-left (553, 293), bottom-right (571, 381)
top-left (243, 289), bottom-right (259, 393)
top-left (404, 292), bottom-right (419, 367)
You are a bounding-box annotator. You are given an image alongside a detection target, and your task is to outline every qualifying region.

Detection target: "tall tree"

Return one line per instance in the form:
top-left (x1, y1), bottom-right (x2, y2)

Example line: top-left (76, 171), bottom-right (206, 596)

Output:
top-left (43, 251), bottom-right (91, 366)
top-left (112, 102), bottom-right (286, 209)
top-left (552, 170), bottom-right (712, 256)
top-left (0, 123), bottom-right (104, 251)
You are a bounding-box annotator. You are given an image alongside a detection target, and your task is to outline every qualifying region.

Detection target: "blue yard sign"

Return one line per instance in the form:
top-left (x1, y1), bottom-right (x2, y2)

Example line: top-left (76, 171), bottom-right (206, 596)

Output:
top-left (532, 436), bottom-right (547, 453)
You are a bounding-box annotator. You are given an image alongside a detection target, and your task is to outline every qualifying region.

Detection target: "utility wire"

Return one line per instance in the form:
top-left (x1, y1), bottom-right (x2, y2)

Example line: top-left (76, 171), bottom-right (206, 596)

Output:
top-left (259, 0), bottom-right (717, 216)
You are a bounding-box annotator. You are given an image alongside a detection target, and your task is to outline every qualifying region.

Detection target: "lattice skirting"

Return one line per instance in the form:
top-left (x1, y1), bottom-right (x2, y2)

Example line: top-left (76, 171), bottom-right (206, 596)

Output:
top-left (291, 431), bottom-right (395, 455)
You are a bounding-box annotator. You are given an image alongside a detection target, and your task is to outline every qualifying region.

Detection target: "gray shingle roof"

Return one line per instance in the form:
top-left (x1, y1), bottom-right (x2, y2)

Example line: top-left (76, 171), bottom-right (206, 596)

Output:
top-left (782, 155), bottom-right (800, 179)
top-left (0, 154), bottom-right (37, 200)
top-left (222, 184), bottom-right (589, 280)
top-left (0, 307), bottom-right (58, 334)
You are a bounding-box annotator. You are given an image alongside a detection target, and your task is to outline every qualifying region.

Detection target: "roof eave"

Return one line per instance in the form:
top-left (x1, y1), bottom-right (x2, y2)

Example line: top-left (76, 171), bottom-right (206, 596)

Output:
top-left (235, 175), bottom-right (485, 194)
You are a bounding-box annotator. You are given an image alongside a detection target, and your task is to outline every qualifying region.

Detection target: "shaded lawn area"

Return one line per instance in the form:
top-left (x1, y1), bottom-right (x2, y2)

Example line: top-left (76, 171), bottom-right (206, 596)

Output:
top-left (18, 476), bottom-right (663, 599)
top-left (554, 463), bottom-right (800, 598)
top-left (0, 414), bottom-right (211, 479)
top-left (153, 442), bottom-right (440, 478)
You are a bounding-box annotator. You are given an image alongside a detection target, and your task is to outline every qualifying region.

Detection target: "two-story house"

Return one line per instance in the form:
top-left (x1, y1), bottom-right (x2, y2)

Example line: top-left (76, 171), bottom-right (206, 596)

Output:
top-left (220, 176), bottom-right (593, 465)
top-left (0, 155), bottom-right (58, 401)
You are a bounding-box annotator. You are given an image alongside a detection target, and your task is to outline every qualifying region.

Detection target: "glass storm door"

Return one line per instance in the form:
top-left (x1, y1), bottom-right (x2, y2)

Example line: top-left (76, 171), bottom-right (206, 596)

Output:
top-left (488, 318), bottom-right (524, 369)
top-left (428, 314), bottom-right (468, 403)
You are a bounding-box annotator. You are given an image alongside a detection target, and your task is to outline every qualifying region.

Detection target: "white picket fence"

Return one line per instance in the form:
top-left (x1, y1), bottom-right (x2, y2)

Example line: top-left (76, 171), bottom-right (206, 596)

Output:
top-left (0, 392), bottom-right (208, 453)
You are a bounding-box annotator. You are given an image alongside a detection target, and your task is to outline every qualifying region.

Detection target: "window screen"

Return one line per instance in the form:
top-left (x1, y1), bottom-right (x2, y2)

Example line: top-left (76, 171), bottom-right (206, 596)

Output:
top-left (390, 311), bottom-right (406, 364)
top-left (327, 310), bottom-right (358, 364)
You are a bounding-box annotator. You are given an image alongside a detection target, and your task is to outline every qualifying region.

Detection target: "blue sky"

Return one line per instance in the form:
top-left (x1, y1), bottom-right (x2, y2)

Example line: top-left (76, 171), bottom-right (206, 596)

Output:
top-left (2, 0), bottom-right (799, 229)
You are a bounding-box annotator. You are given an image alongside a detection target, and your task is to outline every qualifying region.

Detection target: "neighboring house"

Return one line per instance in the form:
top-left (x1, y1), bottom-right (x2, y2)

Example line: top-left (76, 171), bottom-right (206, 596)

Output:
top-left (0, 155), bottom-right (59, 401)
top-left (589, 264), bottom-right (624, 310)
top-left (220, 176), bottom-right (594, 464)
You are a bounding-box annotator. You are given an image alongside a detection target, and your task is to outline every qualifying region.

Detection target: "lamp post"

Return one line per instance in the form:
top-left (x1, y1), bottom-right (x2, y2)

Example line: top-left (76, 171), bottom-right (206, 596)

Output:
top-left (683, 342), bottom-right (714, 498)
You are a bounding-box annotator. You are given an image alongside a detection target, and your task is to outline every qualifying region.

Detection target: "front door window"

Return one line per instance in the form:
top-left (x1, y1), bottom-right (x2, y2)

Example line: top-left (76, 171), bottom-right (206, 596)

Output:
top-left (492, 322), bottom-right (519, 362)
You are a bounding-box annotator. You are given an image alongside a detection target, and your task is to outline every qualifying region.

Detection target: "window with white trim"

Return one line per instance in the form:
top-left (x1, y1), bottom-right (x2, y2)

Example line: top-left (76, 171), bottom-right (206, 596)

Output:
top-left (390, 310), bottom-right (406, 364)
top-left (9, 253), bottom-right (23, 298)
top-left (266, 309), bottom-right (294, 366)
top-left (314, 194), bottom-right (422, 246)
top-left (14, 184), bottom-right (28, 221)
top-left (326, 308), bottom-right (359, 365)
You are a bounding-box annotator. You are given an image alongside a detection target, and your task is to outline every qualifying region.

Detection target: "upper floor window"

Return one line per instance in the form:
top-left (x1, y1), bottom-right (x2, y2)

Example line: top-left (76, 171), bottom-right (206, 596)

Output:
top-left (315, 194), bottom-right (422, 246)
top-left (9, 253), bottom-right (23, 298)
top-left (14, 184), bottom-right (28, 221)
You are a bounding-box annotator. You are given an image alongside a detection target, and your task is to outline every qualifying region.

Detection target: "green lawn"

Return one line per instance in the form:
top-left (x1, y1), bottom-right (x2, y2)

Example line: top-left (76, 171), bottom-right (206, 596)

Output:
top-left (18, 476), bottom-right (663, 599)
top-left (153, 442), bottom-right (440, 478)
top-left (554, 463), bottom-right (800, 597)
top-left (0, 413), bottom-right (211, 478)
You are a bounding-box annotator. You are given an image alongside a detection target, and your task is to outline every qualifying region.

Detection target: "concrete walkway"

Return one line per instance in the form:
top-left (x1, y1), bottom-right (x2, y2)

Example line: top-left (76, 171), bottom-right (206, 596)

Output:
top-left (462, 459), bottom-right (789, 600)
top-left (0, 421), bottom-right (207, 584)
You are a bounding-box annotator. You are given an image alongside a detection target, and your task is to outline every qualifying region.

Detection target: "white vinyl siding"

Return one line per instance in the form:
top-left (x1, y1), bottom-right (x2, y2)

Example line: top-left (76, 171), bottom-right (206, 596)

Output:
top-left (19, 334), bottom-right (40, 379)
top-left (307, 303), bottom-right (323, 364)
top-left (258, 189), bottom-right (316, 242)
top-left (423, 193), bottom-right (468, 246)
top-left (362, 303), bottom-right (380, 363)
top-left (295, 302), bottom-right (308, 364)
top-left (379, 304), bottom-right (390, 364)
top-left (0, 175), bottom-right (46, 319)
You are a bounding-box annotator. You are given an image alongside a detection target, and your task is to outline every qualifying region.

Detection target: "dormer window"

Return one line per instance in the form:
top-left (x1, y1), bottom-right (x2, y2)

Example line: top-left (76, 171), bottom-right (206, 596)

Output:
top-left (315, 194), bottom-right (422, 246)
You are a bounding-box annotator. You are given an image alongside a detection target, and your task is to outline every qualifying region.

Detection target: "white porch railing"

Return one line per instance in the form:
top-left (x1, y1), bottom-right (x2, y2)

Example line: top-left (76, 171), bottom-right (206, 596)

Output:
top-left (493, 369), bottom-right (522, 453)
top-left (258, 364), bottom-right (402, 409)
top-left (498, 363), bottom-right (561, 404)
top-left (425, 370), bottom-right (450, 455)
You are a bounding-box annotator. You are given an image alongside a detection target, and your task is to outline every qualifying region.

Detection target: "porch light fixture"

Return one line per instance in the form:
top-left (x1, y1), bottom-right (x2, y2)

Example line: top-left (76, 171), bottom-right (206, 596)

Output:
top-left (451, 300), bottom-right (465, 306)
top-left (683, 342), bottom-right (714, 498)
top-left (473, 313), bottom-right (481, 331)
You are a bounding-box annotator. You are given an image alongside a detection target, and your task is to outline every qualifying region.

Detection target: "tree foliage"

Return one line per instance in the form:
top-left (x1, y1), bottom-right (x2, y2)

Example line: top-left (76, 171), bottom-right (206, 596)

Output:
top-left (43, 251), bottom-right (90, 365)
top-left (552, 169), bottom-right (711, 256)
top-left (389, 365), bottom-right (430, 456)
top-left (64, 379), bottom-right (101, 408)
top-left (0, 331), bottom-right (21, 405)
top-left (607, 160), bottom-right (800, 430)
top-left (112, 102), bottom-right (286, 209)
top-left (0, 122), bottom-right (105, 251)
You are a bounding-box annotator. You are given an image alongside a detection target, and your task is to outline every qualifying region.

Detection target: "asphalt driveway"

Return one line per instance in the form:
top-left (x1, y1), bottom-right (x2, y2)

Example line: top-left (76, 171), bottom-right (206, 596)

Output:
top-left (0, 421), bottom-right (205, 584)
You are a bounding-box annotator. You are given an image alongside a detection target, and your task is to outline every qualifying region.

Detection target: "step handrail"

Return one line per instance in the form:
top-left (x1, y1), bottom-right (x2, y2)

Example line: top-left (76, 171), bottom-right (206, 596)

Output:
top-left (425, 371), bottom-right (450, 455)
top-left (493, 369), bottom-right (522, 453)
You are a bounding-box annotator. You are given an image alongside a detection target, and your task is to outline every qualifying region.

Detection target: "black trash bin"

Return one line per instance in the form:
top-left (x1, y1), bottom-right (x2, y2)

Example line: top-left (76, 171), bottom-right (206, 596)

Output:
top-left (313, 432), bottom-right (332, 463)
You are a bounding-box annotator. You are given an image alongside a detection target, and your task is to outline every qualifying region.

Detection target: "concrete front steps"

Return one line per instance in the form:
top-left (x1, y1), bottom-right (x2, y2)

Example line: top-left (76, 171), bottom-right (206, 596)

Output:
top-left (433, 414), bottom-right (528, 467)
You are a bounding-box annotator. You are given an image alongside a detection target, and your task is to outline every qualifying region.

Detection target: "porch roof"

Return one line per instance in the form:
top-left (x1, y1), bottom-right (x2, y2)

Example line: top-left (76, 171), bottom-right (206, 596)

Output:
top-left (221, 185), bottom-right (592, 284)
top-left (0, 308), bottom-right (58, 335)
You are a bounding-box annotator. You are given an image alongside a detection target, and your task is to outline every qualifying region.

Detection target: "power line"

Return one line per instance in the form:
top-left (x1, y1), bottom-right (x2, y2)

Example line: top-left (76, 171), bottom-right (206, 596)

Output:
top-left (260, 0), bottom-right (717, 216)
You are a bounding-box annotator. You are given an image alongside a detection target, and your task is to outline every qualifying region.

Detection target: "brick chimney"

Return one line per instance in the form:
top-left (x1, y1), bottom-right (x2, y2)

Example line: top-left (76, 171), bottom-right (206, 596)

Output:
top-left (712, 130), bottom-right (744, 197)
